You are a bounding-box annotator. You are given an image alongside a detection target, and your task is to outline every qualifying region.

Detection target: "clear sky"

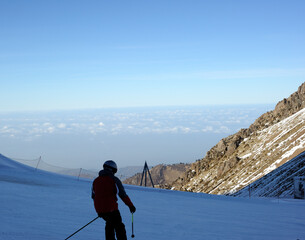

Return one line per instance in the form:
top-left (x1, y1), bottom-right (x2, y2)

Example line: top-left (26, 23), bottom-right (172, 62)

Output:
top-left (1, 0), bottom-right (305, 111)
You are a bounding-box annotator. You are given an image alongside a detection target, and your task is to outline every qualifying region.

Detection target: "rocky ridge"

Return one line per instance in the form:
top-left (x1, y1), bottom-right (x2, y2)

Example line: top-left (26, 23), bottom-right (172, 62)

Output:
top-left (123, 163), bottom-right (190, 188)
top-left (170, 82), bottom-right (305, 194)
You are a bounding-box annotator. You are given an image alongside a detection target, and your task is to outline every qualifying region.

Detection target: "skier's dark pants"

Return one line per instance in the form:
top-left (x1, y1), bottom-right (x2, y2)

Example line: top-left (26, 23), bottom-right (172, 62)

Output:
top-left (100, 210), bottom-right (127, 240)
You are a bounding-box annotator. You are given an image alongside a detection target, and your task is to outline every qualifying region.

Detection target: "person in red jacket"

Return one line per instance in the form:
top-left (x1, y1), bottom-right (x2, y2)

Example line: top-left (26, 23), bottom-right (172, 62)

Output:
top-left (92, 160), bottom-right (136, 240)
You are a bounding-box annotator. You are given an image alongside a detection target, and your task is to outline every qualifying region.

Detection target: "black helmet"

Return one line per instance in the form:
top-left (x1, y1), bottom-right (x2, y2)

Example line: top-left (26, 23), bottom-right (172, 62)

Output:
top-left (103, 160), bottom-right (118, 174)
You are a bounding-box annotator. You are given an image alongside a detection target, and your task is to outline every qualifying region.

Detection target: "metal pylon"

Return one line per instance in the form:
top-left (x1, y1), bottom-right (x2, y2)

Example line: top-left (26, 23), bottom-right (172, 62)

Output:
top-left (140, 161), bottom-right (154, 188)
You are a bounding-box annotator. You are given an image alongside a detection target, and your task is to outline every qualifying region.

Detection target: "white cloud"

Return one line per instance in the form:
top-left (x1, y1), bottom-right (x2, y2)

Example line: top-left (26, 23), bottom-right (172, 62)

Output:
top-left (215, 126), bottom-right (231, 133)
top-left (0, 126), bottom-right (9, 133)
top-left (153, 121), bottom-right (161, 126)
top-left (90, 130), bottom-right (97, 135)
top-left (111, 124), bottom-right (124, 135)
top-left (57, 123), bottom-right (66, 129)
top-left (202, 126), bottom-right (213, 132)
top-left (47, 127), bottom-right (55, 133)
top-left (43, 122), bottom-right (52, 127)
top-left (181, 127), bottom-right (191, 133)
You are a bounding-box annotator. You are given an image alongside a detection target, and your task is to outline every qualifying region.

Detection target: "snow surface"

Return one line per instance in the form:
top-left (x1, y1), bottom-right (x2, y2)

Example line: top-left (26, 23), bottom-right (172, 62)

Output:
top-left (1, 154), bottom-right (305, 240)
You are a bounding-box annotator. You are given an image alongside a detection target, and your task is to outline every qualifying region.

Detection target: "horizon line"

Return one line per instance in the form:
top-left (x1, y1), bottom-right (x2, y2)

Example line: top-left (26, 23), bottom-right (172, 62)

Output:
top-left (0, 103), bottom-right (277, 114)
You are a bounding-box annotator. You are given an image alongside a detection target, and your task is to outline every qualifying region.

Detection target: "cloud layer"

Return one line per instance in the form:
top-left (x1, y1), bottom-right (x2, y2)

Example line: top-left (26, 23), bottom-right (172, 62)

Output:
top-left (0, 105), bottom-right (275, 168)
top-left (0, 105), bottom-right (273, 140)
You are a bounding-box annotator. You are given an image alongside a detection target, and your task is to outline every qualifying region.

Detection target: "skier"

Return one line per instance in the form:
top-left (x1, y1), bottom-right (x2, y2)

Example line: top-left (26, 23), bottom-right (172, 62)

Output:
top-left (92, 160), bottom-right (136, 240)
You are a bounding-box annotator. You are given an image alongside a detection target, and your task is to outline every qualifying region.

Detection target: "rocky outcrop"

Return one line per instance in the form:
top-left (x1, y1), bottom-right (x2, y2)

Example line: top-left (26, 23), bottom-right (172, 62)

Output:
top-left (249, 83), bottom-right (305, 132)
top-left (123, 163), bottom-right (190, 188)
top-left (170, 82), bottom-right (305, 194)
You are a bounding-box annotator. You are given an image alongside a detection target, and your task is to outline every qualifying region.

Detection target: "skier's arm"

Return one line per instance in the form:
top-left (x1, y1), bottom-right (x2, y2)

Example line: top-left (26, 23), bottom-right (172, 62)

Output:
top-left (115, 177), bottom-right (134, 208)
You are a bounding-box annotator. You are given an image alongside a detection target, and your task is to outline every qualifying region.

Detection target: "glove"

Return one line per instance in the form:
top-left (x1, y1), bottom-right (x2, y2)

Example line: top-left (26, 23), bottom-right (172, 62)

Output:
top-left (129, 205), bottom-right (136, 213)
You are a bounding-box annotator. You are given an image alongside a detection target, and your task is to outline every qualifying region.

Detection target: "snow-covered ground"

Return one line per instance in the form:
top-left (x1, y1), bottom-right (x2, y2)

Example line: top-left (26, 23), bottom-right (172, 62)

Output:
top-left (1, 154), bottom-right (305, 240)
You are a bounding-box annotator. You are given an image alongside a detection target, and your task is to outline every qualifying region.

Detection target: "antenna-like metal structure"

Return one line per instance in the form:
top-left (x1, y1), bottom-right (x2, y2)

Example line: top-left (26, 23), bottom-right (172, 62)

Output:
top-left (140, 161), bottom-right (154, 188)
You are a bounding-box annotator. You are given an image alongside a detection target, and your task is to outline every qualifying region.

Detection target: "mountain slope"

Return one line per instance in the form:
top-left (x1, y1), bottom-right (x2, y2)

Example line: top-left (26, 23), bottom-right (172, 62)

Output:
top-left (171, 82), bottom-right (305, 194)
top-left (233, 150), bottom-right (305, 198)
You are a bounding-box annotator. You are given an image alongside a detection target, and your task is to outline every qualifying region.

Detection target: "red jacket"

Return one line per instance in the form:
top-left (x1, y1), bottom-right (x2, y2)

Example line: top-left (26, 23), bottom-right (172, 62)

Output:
top-left (92, 169), bottom-right (134, 213)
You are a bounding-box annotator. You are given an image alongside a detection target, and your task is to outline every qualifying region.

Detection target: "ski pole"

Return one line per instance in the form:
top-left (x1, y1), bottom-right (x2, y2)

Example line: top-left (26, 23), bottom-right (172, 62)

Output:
top-left (65, 216), bottom-right (99, 240)
top-left (131, 213), bottom-right (135, 238)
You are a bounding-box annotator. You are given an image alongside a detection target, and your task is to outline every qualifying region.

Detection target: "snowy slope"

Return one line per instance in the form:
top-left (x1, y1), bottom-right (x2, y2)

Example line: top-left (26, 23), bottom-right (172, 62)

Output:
top-left (1, 154), bottom-right (305, 240)
top-left (233, 150), bottom-right (305, 198)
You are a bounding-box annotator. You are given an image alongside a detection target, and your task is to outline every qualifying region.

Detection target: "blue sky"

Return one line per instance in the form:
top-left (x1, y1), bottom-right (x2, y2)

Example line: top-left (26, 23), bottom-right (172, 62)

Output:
top-left (1, 1), bottom-right (305, 169)
top-left (1, 0), bottom-right (305, 111)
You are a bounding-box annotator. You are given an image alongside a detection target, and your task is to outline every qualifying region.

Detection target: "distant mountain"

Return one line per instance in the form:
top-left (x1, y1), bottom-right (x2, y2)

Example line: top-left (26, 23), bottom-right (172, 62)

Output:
top-left (53, 166), bottom-right (143, 181)
top-left (169, 82), bottom-right (305, 194)
top-left (117, 166), bottom-right (143, 181)
top-left (123, 163), bottom-right (190, 188)
top-left (8, 156), bottom-right (142, 181)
